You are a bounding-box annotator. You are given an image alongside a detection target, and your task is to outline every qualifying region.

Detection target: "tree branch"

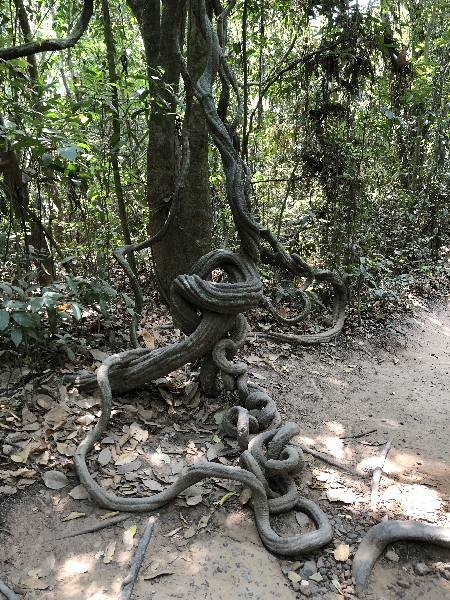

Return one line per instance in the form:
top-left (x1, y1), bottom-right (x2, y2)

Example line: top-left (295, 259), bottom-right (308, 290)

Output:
top-left (0, 0), bottom-right (93, 60)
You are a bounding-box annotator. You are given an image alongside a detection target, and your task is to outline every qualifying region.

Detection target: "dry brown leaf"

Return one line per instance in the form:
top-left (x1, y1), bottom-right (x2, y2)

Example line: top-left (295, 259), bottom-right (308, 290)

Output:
top-left (43, 470), bottom-right (69, 490)
top-left (197, 514), bottom-right (211, 529)
top-left (103, 541), bottom-right (116, 564)
top-left (164, 527), bottom-right (182, 537)
top-left (56, 442), bottom-right (68, 454)
top-left (99, 511), bottom-right (119, 520)
top-left (183, 525), bottom-right (196, 539)
top-left (28, 553), bottom-right (55, 578)
top-left (239, 488), bottom-right (252, 505)
top-left (143, 568), bottom-right (174, 580)
top-left (20, 577), bottom-right (49, 590)
top-left (186, 494), bottom-right (203, 506)
top-left (62, 512), bottom-right (86, 521)
top-left (123, 524), bottom-right (136, 550)
top-left (142, 330), bottom-right (155, 349)
top-left (115, 452), bottom-right (139, 466)
top-left (13, 467), bottom-right (35, 478)
top-left (0, 485), bottom-right (18, 495)
top-left (334, 543), bottom-right (350, 561)
top-left (98, 447), bottom-right (112, 466)
top-left (76, 414), bottom-right (95, 426)
top-left (68, 484), bottom-right (90, 500)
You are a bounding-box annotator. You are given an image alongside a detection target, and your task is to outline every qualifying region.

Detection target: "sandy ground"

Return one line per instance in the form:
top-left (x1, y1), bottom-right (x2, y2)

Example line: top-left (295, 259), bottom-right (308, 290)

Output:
top-left (0, 298), bottom-right (449, 600)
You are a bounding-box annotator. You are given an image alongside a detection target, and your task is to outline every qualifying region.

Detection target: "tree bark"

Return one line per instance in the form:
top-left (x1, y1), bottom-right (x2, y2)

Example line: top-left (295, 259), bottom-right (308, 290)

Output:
top-left (127, 0), bottom-right (212, 302)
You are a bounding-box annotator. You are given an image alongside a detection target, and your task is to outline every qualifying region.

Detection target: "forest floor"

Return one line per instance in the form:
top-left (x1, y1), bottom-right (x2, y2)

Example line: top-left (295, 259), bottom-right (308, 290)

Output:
top-left (0, 297), bottom-right (450, 600)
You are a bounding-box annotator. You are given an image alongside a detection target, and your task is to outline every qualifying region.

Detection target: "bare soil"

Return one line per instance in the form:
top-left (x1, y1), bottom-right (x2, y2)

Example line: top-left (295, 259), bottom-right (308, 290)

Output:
top-left (1, 298), bottom-right (450, 600)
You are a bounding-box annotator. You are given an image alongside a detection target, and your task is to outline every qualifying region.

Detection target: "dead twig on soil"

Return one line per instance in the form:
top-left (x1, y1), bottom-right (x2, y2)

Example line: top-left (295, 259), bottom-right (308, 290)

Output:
top-left (340, 428), bottom-right (377, 440)
top-left (294, 443), bottom-right (362, 477)
top-left (52, 514), bottom-right (129, 540)
top-left (371, 437), bottom-right (393, 511)
top-left (0, 578), bottom-right (21, 600)
top-left (118, 517), bottom-right (155, 600)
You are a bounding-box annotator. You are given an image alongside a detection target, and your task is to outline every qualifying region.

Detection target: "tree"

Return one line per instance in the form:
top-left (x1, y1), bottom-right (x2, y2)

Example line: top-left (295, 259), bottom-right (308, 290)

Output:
top-left (127, 0), bottom-right (212, 301)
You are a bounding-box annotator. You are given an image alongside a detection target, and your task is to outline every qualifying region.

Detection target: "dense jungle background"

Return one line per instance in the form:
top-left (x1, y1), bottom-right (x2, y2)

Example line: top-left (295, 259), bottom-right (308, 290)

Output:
top-left (1, 0), bottom-right (449, 361)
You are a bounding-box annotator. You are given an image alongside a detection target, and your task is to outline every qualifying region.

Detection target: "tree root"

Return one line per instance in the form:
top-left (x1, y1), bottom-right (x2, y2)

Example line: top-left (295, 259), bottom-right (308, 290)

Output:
top-left (353, 520), bottom-right (450, 592)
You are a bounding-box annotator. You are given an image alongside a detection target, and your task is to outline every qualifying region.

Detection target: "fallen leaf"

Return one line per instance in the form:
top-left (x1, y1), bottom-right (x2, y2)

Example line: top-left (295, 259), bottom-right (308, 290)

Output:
top-left (239, 488), bottom-right (252, 505)
top-left (103, 541), bottom-right (116, 564)
top-left (28, 553), bottom-right (55, 578)
top-left (20, 577), bottom-right (49, 590)
top-left (115, 452), bottom-right (139, 466)
top-left (90, 349), bottom-right (109, 361)
top-left (143, 568), bottom-right (174, 580)
top-left (123, 524), bottom-right (136, 550)
top-left (325, 488), bottom-right (356, 503)
top-left (164, 527), bottom-right (182, 537)
top-left (13, 467), bottom-right (35, 478)
top-left (184, 524), bottom-right (196, 539)
top-left (198, 514), bottom-right (211, 529)
top-left (334, 544), bottom-right (350, 561)
top-left (67, 485), bottom-right (89, 501)
top-left (141, 478), bottom-right (164, 491)
top-left (76, 414), bottom-right (95, 426)
top-left (142, 330), bottom-right (155, 349)
top-left (56, 442), bottom-right (68, 454)
top-left (99, 512), bottom-right (119, 520)
top-left (219, 491), bottom-right (235, 505)
top-left (288, 571), bottom-right (301, 583)
top-left (43, 470), bottom-right (69, 490)
top-left (98, 447), bottom-right (112, 466)
top-left (62, 512), bottom-right (86, 521)
top-left (186, 495), bottom-right (203, 506)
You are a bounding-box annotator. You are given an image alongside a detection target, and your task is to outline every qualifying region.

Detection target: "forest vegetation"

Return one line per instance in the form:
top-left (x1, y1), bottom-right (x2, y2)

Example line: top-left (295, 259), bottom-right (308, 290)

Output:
top-left (0, 0), bottom-right (449, 362)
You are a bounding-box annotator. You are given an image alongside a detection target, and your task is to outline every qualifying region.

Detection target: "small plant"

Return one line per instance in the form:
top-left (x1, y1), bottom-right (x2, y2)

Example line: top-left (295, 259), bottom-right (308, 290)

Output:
top-left (0, 269), bottom-right (117, 359)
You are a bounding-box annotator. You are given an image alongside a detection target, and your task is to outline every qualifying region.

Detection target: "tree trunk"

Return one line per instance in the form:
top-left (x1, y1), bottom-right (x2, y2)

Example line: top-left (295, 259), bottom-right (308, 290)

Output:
top-left (127, 0), bottom-right (212, 302)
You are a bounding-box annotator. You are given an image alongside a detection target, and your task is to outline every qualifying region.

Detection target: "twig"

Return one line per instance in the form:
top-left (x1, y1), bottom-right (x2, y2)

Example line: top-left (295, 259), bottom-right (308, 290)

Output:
top-left (295, 443), bottom-right (362, 477)
top-left (371, 437), bottom-right (393, 511)
top-left (0, 579), bottom-right (21, 600)
top-left (119, 517), bottom-right (155, 600)
top-left (340, 429), bottom-right (377, 440)
top-left (52, 514), bottom-right (129, 540)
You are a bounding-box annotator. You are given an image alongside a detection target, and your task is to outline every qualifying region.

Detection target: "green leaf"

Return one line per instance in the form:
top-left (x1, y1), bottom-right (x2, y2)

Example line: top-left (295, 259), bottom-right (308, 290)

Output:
top-left (42, 153), bottom-right (54, 167)
top-left (0, 309), bottom-right (10, 331)
top-left (28, 297), bottom-right (44, 312)
top-left (12, 311), bottom-right (40, 327)
top-left (10, 327), bottom-right (23, 347)
top-left (57, 146), bottom-right (78, 161)
top-left (70, 302), bottom-right (82, 321)
top-left (64, 346), bottom-right (76, 361)
top-left (0, 283), bottom-right (13, 296)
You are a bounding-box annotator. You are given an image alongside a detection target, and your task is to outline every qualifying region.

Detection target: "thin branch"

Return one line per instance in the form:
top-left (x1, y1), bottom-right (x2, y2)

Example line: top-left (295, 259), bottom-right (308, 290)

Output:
top-left (0, 579), bottom-right (21, 600)
top-left (0, 0), bottom-right (93, 60)
top-left (52, 514), bottom-right (129, 540)
top-left (119, 517), bottom-right (155, 600)
top-left (340, 429), bottom-right (377, 440)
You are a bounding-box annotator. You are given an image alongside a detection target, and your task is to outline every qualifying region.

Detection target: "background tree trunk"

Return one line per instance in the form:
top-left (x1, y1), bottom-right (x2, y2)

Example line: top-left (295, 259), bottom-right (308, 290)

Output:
top-left (127, 0), bottom-right (212, 302)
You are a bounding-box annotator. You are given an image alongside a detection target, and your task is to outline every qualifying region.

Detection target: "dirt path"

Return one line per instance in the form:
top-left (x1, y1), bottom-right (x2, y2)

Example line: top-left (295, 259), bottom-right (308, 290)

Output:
top-left (0, 300), bottom-right (449, 600)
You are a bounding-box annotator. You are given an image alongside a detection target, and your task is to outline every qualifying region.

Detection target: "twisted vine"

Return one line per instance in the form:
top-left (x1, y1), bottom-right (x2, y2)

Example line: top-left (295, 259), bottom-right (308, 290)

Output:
top-left (68, 0), bottom-right (450, 576)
